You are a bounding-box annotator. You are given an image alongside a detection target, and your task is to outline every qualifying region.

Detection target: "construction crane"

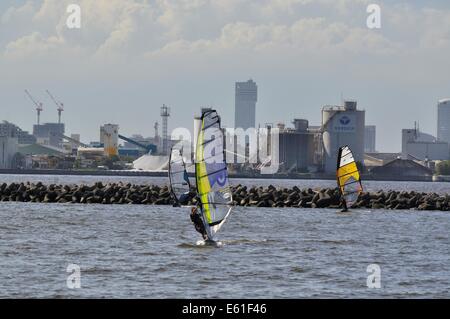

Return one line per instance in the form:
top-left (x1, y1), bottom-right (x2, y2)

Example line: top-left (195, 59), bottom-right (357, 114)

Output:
top-left (25, 89), bottom-right (43, 125)
top-left (46, 90), bottom-right (64, 124)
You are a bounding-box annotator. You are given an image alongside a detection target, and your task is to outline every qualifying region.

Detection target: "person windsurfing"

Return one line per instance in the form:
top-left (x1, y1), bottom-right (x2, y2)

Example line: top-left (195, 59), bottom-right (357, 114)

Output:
top-left (190, 206), bottom-right (208, 240)
top-left (168, 145), bottom-right (214, 241)
top-left (340, 197), bottom-right (349, 212)
top-left (194, 109), bottom-right (233, 243)
top-left (336, 145), bottom-right (363, 212)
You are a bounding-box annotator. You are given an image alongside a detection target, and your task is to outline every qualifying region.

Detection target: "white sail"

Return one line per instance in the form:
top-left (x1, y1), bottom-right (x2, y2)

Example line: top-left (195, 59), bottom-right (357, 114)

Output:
top-left (168, 147), bottom-right (191, 205)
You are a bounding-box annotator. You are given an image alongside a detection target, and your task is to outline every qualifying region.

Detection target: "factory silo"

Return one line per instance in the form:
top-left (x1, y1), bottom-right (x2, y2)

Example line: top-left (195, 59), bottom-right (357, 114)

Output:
top-left (322, 101), bottom-right (365, 173)
top-left (100, 124), bottom-right (119, 157)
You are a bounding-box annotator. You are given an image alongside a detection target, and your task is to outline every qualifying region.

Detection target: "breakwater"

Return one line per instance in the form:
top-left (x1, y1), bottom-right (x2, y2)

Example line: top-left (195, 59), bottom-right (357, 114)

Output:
top-left (0, 182), bottom-right (448, 211)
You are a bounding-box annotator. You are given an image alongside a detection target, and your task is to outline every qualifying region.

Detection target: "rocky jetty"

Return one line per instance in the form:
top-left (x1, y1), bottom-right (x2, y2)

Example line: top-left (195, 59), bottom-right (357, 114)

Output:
top-left (0, 182), bottom-right (449, 211)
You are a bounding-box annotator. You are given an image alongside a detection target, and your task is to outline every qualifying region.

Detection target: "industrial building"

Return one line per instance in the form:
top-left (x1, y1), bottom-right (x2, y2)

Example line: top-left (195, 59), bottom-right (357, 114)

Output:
top-left (370, 159), bottom-right (433, 179)
top-left (235, 79), bottom-right (257, 131)
top-left (321, 101), bottom-right (365, 173)
top-left (277, 119), bottom-right (319, 173)
top-left (437, 98), bottom-right (450, 144)
top-left (364, 125), bottom-right (376, 153)
top-left (100, 124), bottom-right (119, 157)
top-left (33, 123), bottom-right (65, 148)
top-left (0, 136), bottom-right (19, 169)
top-left (402, 126), bottom-right (449, 160)
top-left (0, 121), bottom-right (36, 145)
top-left (123, 135), bottom-right (154, 150)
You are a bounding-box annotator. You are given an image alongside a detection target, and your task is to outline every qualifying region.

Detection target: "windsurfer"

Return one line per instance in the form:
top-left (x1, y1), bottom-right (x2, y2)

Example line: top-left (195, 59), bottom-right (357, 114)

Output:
top-left (190, 206), bottom-right (208, 240)
top-left (341, 198), bottom-right (349, 212)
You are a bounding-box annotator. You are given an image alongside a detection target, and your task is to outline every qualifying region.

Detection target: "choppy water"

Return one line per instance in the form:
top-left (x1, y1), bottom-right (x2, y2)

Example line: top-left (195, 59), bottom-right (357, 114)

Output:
top-left (0, 175), bottom-right (450, 298)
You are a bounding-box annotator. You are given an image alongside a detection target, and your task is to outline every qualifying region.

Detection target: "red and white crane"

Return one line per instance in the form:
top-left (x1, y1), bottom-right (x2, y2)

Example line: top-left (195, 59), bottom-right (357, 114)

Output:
top-left (25, 89), bottom-right (43, 125)
top-left (46, 90), bottom-right (64, 124)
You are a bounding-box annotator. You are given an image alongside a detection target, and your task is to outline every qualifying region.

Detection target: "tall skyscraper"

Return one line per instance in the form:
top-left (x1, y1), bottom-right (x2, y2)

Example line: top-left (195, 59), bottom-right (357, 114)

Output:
top-left (235, 79), bottom-right (257, 130)
top-left (437, 99), bottom-right (450, 144)
top-left (364, 125), bottom-right (376, 153)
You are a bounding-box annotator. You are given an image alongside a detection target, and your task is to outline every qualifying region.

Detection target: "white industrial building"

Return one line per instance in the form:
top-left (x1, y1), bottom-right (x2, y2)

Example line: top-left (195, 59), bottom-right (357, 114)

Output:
top-left (100, 124), bottom-right (119, 157)
top-left (402, 127), bottom-right (449, 160)
top-left (0, 136), bottom-right (19, 169)
top-left (321, 101), bottom-right (365, 173)
top-left (235, 79), bottom-right (257, 131)
top-left (437, 98), bottom-right (450, 144)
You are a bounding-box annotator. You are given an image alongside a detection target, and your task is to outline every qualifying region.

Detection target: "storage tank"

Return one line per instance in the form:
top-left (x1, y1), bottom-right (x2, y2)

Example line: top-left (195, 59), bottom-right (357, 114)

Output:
top-left (279, 131), bottom-right (309, 172)
top-left (322, 101), bottom-right (365, 173)
top-left (100, 124), bottom-right (119, 157)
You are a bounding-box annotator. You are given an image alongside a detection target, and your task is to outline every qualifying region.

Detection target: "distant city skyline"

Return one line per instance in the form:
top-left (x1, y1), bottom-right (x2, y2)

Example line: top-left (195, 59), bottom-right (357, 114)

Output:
top-left (1, 0), bottom-right (449, 152)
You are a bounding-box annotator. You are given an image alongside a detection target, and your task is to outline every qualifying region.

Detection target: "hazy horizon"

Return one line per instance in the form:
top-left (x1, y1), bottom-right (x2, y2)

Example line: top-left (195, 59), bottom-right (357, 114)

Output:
top-left (1, 0), bottom-right (449, 152)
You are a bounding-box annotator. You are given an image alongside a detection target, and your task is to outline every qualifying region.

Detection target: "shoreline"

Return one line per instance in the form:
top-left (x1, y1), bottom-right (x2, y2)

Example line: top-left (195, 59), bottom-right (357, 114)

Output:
top-left (0, 168), bottom-right (438, 183)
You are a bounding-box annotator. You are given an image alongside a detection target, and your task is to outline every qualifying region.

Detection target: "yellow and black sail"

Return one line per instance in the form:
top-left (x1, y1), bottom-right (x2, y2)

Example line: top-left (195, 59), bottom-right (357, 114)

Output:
top-left (336, 145), bottom-right (363, 206)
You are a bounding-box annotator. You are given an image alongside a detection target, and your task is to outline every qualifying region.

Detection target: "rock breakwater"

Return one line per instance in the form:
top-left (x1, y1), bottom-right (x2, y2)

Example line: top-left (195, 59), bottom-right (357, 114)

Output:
top-left (0, 182), bottom-right (448, 211)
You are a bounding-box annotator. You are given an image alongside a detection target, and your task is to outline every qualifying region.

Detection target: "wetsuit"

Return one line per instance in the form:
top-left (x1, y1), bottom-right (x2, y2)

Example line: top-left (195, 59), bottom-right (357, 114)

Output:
top-left (341, 198), bottom-right (349, 212)
top-left (190, 209), bottom-right (208, 240)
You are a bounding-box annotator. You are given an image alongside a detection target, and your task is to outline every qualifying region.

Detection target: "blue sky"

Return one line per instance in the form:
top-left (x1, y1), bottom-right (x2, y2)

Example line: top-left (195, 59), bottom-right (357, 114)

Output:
top-left (1, 0), bottom-right (449, 152)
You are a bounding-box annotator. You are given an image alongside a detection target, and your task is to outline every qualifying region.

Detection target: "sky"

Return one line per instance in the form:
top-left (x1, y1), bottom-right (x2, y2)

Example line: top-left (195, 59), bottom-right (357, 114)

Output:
top-left (0, 0), bottom-right (449, 152)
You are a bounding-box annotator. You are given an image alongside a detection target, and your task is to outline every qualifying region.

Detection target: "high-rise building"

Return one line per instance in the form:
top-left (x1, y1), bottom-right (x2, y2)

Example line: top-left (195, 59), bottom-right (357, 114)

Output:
top-left (437, 99), bottom-right (450, 144)
top-left (364, 125), bottom-right (376, 153)
top-left (235, 79), bottom-right (257, 131)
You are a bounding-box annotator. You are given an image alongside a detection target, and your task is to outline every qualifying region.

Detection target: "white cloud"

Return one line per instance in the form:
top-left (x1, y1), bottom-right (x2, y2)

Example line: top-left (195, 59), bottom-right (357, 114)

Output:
top-left (1, 0), bottom-right (447, 61)
top-left (4, 32), bottom-right (64, 58)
